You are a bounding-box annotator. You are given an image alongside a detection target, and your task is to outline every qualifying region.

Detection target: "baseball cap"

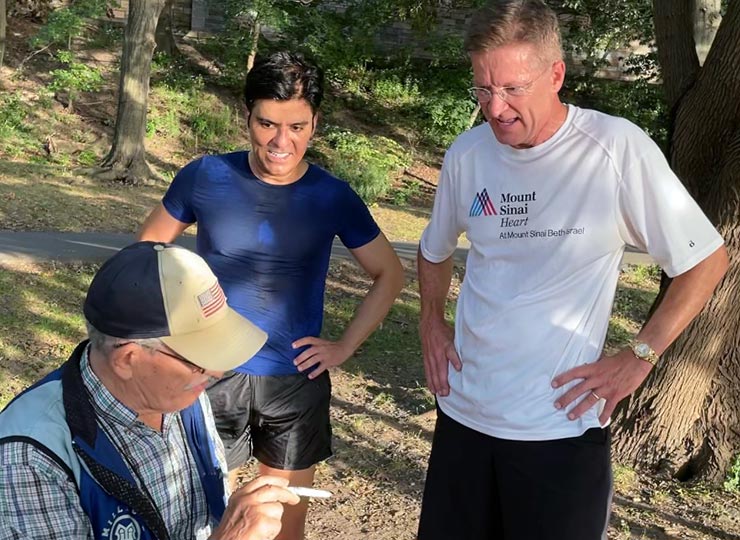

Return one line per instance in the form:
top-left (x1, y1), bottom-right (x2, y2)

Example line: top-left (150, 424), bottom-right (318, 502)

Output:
top-left (83, 241), bottom-right (267, 372)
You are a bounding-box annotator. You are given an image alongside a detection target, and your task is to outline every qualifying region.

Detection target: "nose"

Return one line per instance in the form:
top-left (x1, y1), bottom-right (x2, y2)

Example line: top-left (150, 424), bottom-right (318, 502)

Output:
top-left (484, 92), bottom-right (509, 118)
top-left (270, 126), bottom-right (290, 148)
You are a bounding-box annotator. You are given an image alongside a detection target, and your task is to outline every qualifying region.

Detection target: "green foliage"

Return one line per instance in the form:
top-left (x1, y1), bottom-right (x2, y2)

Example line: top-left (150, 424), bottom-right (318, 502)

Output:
top-left (49, 51), bottom-right (104, 106)
top-left (76, 149), bottom-right (99, 167)
top-left (149, 61), bottom-right (241, 152)
top-left (84, 20), bottom-right (124, 49)
top-left (147, 109), bottom-right (180, 139)
top-left (151, 53), bottom-right (206, 94)
top-left (325, 129), bottom-right (410, 203)
top-left (370, 73), bottom-right (421, 107)
top-left (564, 75), bottom-right (668, 150)
top-left (387, 178), bottom-right (421, 205)
top-left (0, 93), bottom-right (36, 157)
top-left (188, 96), bottom-right (240, 149)
top-left (560, 0), bottom-right (656, 75)
top-left (207, 0), bottom-right (296, 87)
top-left (31, 0), bottom-right (108, 50)
top-left (724, 454), bottom-right (740, 491)
top-left (420, 92), bottom-right (476, 147)
top-left (0, 93), bottom-right (29, 135)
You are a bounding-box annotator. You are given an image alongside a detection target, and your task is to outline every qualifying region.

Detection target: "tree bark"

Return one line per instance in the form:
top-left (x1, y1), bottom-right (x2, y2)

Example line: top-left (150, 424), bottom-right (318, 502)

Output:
top-left (154, 0), bottom-right (178, 57)
top-left (0, 0), bottom-right (6, 69)
top-left (652, 0), bottom-right (699, 110)
top-left (613, 0), bottom-right (740, 483)
top-left (694, 0), bottom-right (722, 65)
top-left (246, 17), bottom-right (260, 73)
top-left (97, 0), bottom-right (166, 184)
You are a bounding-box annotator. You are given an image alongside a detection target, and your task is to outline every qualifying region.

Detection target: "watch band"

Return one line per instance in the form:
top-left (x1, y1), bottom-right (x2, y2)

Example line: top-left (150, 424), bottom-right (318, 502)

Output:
top-left (630, 340), bottom-right (660, 366)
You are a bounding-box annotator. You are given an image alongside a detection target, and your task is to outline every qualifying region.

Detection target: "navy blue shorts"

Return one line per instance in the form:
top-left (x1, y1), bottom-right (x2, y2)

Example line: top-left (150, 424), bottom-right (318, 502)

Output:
top-left (206, 371), bottom-right (332, 471)
top-left (418, 406), bottom-right (612, 540)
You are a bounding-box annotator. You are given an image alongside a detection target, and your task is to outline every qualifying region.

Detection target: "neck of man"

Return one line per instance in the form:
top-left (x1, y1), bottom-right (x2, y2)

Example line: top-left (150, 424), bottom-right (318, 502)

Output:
top-left (530, 99), bottom-right (568, 148)
top-left (88, 348), bottom-right (164, 432)
top-left (248, 151), bottom-right (308, 186)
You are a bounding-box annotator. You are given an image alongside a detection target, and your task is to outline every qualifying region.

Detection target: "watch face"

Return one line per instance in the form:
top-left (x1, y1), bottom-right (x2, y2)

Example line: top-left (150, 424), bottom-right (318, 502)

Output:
top-left (635, 343), bottom-right (650, 357)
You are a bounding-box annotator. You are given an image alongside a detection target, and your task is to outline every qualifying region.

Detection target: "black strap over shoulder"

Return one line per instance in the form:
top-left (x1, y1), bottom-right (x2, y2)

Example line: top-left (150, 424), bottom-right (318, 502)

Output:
top-left (63, 341), bottom-right (170, 540)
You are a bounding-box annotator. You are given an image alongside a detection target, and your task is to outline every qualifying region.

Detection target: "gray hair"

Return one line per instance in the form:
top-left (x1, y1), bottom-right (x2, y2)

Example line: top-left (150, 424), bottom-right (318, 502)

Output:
top-left (86, 321), bottom-right (164, 355)
top-left (465, 0), bottom-right (563, 63)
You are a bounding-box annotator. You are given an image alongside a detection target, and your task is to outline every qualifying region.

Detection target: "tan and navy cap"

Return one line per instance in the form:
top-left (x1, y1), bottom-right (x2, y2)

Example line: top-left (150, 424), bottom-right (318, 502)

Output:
top-left (83, 241), bottom-right (267, 372)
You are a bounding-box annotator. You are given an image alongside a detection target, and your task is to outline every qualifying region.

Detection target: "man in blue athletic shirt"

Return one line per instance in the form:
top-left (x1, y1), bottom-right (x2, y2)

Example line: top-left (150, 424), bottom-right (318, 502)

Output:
top-left (138, 51), bottom-right (404, 540)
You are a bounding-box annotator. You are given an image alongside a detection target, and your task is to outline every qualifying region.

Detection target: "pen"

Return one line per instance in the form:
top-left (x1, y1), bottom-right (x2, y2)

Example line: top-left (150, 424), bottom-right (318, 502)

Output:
top-left (287, 486), bottom-right (333, 499)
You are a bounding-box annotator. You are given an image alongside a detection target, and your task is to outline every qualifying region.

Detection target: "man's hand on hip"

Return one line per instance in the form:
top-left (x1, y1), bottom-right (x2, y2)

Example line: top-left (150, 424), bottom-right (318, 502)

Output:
top-left (292, 337), bottom-right (353, 379)
top-left (551, 349), bottom-right (653, 425)
top-left (420, 318), bottom-right (462, 397)
top-left (210, 475), bottom-right (300, 540)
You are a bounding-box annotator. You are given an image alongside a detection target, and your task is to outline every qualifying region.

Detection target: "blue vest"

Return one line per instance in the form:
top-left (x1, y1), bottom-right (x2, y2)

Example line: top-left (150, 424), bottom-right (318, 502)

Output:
top-left (0, 341), bottom-right (227, 540)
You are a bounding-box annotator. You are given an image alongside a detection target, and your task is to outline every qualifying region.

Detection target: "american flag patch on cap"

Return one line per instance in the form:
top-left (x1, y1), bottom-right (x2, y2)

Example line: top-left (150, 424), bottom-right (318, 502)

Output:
top-left (197, 282), bottom-right (226, 318)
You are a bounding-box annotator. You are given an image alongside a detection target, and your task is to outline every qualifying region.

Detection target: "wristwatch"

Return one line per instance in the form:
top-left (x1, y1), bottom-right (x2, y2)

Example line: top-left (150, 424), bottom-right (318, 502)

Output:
top-left (630, 340), bottom-right (659, 366)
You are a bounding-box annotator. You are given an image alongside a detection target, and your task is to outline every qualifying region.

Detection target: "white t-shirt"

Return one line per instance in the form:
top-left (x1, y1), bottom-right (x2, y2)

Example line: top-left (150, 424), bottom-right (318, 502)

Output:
top-left (420, 105), bottom-right (724, 441)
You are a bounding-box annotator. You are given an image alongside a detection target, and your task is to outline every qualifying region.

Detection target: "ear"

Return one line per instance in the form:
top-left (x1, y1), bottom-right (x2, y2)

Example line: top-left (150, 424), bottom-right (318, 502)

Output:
top-left (551, 59), bottom-right (566, 93)
top-left (109, 343), bottom-right (139, 381)
top-left (311, 111), bottom-right (320, 136)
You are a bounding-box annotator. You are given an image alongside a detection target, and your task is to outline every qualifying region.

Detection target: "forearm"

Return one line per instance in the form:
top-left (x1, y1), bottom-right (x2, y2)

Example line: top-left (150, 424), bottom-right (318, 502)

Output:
top-left (417, 247), bottom-right (454, 326)
top-left (137, 203), bottom-right (190, 242)
top-left (338, 264), bottom-right (404, 353)
top-left (638, 245), bottom-right (729, 354)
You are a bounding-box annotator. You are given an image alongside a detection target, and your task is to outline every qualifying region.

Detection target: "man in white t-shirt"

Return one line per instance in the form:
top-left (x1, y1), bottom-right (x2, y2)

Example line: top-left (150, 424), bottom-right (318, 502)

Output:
top-left (416, 2), bottom-right (729, 539)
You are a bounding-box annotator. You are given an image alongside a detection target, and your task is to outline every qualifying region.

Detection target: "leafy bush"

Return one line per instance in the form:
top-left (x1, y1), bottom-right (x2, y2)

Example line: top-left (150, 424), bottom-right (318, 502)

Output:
top-left (76, 149), bottom-right (99, 167)
top-left (725, 454), bottom-right (740, 492)
top-left (147, 109), bottom-right (181, 139)
top-left (325, 129), bottom-right (410, 203)
top-left (0, 93), bottom-right (29, 135)
top-left (370, 74), bottom-right (421, 107)
top-left (187, 95), bottom-right (240, 150)
top-left (419, 92), bottom-right (477, 147)
top-left (31, 0), bottom-right (107, 49)
top-left (49, 51), bottom-right (104, 109)
top-left (0, 93), bottom-right (35, 157)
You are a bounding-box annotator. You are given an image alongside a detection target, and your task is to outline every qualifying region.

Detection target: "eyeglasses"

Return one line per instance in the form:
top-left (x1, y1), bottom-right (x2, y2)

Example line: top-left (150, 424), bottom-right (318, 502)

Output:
top-left (468, 66), bottom-right (550, 104)
top-left (113, 341), bottom-right (206, 375)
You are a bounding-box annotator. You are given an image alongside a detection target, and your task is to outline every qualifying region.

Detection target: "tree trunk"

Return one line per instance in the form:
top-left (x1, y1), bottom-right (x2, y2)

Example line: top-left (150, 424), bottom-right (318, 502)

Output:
top-left (97, 0), bottom-right (165, 184)
top-left (0, 0), bottom-right (6, 69)
top-left (154, 0), bottom-right (178, 57)
top-left (246, 17), bottom-right (260, 73)
top-left (612, 0), bottom-right (740, 483)
top-left (694, 0), bottom-right (722, 65)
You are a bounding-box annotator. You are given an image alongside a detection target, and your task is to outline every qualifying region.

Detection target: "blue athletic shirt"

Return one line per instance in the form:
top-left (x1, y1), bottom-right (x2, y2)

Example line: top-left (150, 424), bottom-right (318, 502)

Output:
top-left (162, 151), bottom-right (380, 375)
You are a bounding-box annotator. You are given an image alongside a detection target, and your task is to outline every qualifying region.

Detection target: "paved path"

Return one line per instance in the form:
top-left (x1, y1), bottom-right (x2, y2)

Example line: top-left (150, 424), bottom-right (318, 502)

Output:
top-left (0, 231), bottom-right (653, 266)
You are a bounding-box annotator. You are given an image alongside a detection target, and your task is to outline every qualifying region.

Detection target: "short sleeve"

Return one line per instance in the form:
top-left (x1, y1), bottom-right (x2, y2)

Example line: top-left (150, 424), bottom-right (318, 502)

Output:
top-left (162, 158), bottom-right (203, 225)
top-left (336, 184), bottom-right (381, 249)
top-left (616, 134), bottom-right (724, 277)
top-left (420, 151), bottom-right (464, 262)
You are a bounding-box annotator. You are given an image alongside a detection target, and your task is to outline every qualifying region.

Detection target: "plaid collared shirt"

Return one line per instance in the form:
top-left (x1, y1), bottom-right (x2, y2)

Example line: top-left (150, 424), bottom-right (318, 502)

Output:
top-left (0, 346), bottom-right (229, 539)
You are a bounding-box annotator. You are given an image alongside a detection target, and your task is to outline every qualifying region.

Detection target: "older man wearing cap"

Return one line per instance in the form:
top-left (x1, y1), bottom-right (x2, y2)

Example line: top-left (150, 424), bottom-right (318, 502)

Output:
top-left (0, 241), bottom-right (300, 540)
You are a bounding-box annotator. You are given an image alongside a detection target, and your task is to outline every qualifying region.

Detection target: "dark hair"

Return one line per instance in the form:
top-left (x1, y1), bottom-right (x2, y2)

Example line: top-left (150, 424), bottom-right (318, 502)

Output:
top-left (244, 51), bottom-right (324, 114)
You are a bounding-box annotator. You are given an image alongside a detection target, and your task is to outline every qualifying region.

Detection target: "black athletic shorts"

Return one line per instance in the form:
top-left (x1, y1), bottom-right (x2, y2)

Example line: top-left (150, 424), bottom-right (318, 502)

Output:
top-left (418, 406), bottom-right (612, 540)
top-left (205, 370), bottom-right (332, 471)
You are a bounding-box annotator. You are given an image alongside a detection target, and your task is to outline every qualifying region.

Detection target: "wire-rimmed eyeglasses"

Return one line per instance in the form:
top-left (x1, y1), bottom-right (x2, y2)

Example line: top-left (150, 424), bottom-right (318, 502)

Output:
top-left (113, 341), bottom-right (206, 375)
top-left (468, 66), bottom-right (551, 104)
